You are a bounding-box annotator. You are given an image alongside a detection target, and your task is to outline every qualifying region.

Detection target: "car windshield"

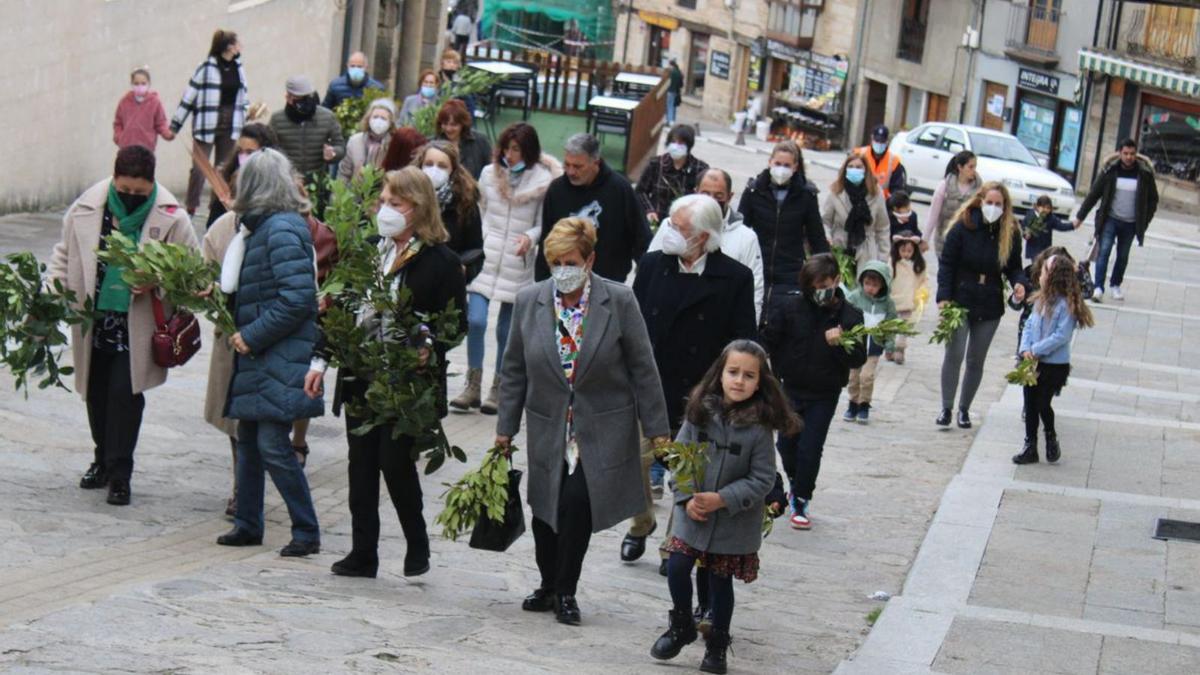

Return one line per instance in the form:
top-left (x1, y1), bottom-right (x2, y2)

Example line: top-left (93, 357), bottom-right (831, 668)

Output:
top-left (968, 132), bottom-right (1039, 166)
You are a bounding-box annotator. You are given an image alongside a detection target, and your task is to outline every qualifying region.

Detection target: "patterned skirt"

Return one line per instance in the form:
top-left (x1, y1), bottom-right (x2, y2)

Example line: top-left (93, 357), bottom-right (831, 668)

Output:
top-left (663, 536), bottom-right (760, 583)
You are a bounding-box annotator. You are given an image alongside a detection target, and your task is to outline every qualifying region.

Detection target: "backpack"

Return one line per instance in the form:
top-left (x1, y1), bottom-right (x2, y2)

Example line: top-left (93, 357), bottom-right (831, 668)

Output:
top-left (1076, 259), bottom-right (1094, 298)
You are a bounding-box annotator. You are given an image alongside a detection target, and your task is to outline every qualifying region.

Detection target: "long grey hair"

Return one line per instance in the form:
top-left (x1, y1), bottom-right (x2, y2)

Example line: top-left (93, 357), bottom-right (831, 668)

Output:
top-left (232, 148), bottom-right (310, 214)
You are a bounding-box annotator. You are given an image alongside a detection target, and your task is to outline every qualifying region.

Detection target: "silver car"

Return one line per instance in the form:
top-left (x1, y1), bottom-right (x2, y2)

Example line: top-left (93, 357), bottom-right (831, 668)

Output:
top-left (891, 122), bottom-right (1076, 217)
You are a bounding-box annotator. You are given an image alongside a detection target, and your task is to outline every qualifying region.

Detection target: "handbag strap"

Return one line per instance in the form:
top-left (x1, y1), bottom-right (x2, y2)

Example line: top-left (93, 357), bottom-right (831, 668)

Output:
top-left (151, 292), bottom-right (167, 329)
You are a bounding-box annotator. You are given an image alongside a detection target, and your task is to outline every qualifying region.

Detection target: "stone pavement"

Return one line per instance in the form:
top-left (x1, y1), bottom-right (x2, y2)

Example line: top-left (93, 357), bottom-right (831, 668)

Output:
top-left (1, 131), bottom-right (1197, 673)
top-left (835, 208), bottom-right (1200, 672)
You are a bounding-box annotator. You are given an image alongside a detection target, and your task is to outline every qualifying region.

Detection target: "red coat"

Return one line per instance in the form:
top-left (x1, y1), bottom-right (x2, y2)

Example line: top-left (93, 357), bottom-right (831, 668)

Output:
top-left (113, 90), bottom-right (169, 150)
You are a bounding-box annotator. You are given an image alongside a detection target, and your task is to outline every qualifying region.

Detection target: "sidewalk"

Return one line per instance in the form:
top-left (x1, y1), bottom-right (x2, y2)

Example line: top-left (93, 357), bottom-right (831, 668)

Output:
top-left (836, 223), bottom-right (1200, 672)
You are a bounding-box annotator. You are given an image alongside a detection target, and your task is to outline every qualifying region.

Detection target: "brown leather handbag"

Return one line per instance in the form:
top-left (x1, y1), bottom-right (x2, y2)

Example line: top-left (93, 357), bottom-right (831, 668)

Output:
top-left (151, 293), bottom-right (201, 368)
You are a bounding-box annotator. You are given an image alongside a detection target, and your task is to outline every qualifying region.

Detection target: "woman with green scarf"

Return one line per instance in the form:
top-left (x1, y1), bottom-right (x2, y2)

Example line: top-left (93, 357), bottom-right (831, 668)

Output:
top-left (48, 145), bottom-right (199, 506)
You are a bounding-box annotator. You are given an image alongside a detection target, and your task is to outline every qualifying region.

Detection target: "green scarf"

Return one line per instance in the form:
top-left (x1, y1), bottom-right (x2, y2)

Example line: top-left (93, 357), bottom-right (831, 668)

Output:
top-left (96, 182), bottom-right (157, 312)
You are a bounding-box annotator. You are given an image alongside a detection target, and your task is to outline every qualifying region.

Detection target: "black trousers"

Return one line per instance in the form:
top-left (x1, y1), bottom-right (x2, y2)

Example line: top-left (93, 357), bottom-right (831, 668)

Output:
top-left (531, 463), bottom-right (592, 596)
top-left (345, 410), bottom-right (428, 564)
top-left (1023, 362), bottom-right (1070, 439)
top-left (85, 349), bottom-right (145, 481)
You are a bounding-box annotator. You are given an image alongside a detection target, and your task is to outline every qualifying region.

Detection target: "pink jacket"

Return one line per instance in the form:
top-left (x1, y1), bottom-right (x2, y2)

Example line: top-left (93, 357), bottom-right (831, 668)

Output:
top-left (113, 90), bottom-right (169, 150)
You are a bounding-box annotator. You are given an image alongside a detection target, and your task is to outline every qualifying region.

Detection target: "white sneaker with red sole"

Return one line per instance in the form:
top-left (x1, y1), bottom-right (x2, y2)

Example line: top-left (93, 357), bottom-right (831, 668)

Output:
top-left (790, 499), bottom-right (812, 530)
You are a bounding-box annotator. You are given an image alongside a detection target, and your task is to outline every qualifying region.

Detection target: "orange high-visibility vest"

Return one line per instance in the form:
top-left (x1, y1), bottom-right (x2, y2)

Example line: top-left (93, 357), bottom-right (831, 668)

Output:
top-left (856, 146), bottom-right (901, 199)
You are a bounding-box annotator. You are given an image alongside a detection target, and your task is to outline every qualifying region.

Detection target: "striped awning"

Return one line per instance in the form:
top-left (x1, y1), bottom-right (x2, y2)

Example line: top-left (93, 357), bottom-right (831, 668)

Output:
top-left (1078, 48), bottom-right (1200, 99)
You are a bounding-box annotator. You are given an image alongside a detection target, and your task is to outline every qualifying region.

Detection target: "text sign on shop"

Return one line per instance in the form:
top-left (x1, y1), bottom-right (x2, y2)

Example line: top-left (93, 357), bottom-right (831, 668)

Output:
top-left (1018, 68), bottom-right (1060, 96)
top-left (710, 51), bottom-right (731, 79)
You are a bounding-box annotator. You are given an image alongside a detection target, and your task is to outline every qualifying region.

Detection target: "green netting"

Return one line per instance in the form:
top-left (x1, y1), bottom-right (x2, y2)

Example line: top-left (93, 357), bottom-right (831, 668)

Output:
top-left (480, 0), bottom-right (615, 60)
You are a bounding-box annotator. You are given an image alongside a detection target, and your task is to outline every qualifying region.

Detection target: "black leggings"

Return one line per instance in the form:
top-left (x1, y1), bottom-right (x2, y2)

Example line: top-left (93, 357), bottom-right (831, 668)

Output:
top-left (1023, 362), bottom-right (1070, 439)
top-left (668, 552), bottom-right (734, 631)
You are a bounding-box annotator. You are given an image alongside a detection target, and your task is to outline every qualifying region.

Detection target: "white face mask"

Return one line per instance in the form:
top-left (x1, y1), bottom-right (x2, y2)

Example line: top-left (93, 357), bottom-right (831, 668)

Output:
top-left (666, 143), bottom-right (688, 160)
top-left (376, 204), bottom-right (409, 237)
top-left (769, 165), bottom-right (794, 186)
top-left (981, 203), bottom-right (1004, 224)
top-left (659, 225), bottom-right (690, 257)
top-left (368, 116), bottom-right (390, 136)
top-left (551, 265), bottom-right (588, 294)
top-left (422, 166), bottom-right (450, 189)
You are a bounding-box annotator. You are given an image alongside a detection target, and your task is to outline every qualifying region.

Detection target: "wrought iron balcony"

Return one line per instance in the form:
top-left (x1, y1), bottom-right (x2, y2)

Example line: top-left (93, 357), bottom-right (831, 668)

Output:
top-left (1123, 6), bottom-right (1200, 71)
top-left (1004, 3), bottom-right (1062, 67)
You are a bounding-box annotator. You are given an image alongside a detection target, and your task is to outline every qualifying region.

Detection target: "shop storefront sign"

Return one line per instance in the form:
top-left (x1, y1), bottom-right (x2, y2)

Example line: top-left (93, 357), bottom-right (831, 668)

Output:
top-left (638, 10), bottom-right (678, 31)
top-left (1018, 68), bottom-right (1060, 96)
top-left (710, 51), bottom-right (730, 79)
top-left (767, 39), bottom-right (804, 64)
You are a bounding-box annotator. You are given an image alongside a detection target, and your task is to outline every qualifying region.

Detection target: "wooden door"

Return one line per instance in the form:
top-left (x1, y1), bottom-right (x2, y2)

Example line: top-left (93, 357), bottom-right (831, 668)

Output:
top-left (1025, 0), bottom-right (1061, 52)
top-left (926, 93), bottom-right (949, 122)
top-left (980, 81), bottom-right (1006, 130)
top-left (862, 79), bottom-right (887, 145)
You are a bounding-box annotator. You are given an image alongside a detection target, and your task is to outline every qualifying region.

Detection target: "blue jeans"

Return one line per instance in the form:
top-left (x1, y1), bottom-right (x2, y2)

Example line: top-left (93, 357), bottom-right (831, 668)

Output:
top-left (1094, 217), bottom-right (1136, 291)
top-left (235, 419), bottom-right (320, 543)
top-left (466, 292), bottom-right (514, 373)
top-left (649, 459), bottom-right (665, 487)
top-left (776, 396), bottom-right (839, 501)
top-left (666, 91), bottom-right (678, 124)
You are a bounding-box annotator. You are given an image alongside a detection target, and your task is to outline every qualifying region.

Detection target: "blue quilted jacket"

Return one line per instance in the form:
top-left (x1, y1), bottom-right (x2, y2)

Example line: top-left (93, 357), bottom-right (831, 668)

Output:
top-left (225, 211), bottom-right (324, 422)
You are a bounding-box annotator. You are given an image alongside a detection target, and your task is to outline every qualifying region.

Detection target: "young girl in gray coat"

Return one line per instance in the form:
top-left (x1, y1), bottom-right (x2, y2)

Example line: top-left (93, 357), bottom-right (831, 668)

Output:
top-left (651, 340), bottom-right (801, 674)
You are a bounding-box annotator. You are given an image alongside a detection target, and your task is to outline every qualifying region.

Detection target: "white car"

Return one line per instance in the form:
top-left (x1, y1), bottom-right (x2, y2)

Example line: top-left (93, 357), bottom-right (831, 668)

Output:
top-left (891, 123), bottom-right (1076, 217)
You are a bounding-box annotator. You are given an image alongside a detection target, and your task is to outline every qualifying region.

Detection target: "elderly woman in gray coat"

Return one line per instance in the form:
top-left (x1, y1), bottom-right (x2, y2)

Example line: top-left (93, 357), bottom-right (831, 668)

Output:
top-left (496, 217), bottom-right (671, 627)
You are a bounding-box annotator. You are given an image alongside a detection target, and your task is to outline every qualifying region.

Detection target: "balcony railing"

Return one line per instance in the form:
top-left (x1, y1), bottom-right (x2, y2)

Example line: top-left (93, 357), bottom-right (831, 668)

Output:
top-left (1124, 7), bottom-right (1200, 70)
top-left (896, 18), bottom-right (927, 62)
top-left (1005, 3), bottom-right (1062, 65)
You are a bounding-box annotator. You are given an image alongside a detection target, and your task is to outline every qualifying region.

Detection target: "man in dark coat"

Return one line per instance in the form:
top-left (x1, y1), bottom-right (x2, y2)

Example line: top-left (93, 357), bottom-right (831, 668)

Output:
top-left (621, 194), bottom-right (756, 564)
top-left (1072, 138), bottom-right (1159, 301)
top-left (535, 133), bottom-right (651, 283)
top-left (322, 51), bottom-right (385, 111)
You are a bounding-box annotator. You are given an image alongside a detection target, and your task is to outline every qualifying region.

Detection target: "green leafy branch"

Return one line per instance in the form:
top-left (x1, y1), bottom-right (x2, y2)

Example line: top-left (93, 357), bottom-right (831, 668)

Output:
top-left (333, 87), bottom-right (389, 138)
top-left (435, 444), bottom-right (520, 541)
top-left (929, 303), bottom-right (968, 345)
top-left (96, 233), bottom-right (236, 335)
top-left (833, 247), bottom-right (857, 290)
top-left (0, 253), bottom-right (93, 396)
top-left (411, 70), bottom-right (506, 137)
top-left (1006, 357), bottom-right (1039, 387)
top-left (837, 318), bottom-right (919, 353)
top-left (659, 441), bottom-right (707, 496)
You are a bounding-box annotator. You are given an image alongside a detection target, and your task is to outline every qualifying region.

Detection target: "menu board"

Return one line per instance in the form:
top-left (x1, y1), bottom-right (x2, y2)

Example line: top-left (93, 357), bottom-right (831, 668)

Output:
top-left (782, 51), bottom-right (848, 113)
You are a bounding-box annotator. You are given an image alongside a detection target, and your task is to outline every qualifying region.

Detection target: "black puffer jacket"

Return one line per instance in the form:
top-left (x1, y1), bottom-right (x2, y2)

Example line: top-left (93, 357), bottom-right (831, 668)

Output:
top-left (738, 169), bottom-right (829, 296)
top-left (1075, 152), bottom-right (1159, 244)
top-left (761, 287), bottom-right (865, 401)
top-left (936, 208), bottom-right (1029, 323)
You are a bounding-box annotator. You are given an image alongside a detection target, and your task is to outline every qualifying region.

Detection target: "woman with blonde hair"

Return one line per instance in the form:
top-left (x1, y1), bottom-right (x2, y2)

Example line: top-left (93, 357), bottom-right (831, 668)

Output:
top-left (823, 152), bottom-right (891, 268)
top-left (338, 98), bottom-right (396, 183)
top-left (412, 140), bottom-right (483, 279)
top-left (308, 166), bottom-right (467, 579)
top-left (935, 181), bottom-right (1028, 429)
top-left (496, 217), bottom-right (670, 625)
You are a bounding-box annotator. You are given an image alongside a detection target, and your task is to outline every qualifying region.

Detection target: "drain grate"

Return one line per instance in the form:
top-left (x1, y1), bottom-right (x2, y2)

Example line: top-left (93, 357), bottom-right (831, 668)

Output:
top-left (1153, 519), bottom-right (1200, 543)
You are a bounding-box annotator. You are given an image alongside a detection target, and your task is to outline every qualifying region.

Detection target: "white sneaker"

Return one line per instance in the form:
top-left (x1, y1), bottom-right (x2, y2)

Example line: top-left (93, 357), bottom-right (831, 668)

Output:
top-left (1111, 285), bottom-right (1124, 301)
top-left (1091, 287), bottom-right (1104, 302)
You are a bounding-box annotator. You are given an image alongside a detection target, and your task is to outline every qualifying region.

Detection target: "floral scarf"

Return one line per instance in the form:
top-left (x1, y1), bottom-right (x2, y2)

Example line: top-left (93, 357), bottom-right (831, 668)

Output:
top-left (555, 279), bottom-right (591, 474)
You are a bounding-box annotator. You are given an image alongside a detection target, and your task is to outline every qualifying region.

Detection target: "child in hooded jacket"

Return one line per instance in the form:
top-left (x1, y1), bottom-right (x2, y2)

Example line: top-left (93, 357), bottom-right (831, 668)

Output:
top-left (843, 261), bottom-right (898, 423)
top-left (113, 67), bottom-right (173, 151)
top-left (650, 340), bottom-right (800, 674)
top-left (887, 231), bottom-right (927, 365)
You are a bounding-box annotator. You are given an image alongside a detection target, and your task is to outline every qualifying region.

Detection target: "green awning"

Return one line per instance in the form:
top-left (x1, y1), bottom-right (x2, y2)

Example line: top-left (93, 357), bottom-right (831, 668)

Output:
top-left (1078, 48), bottom-right (1200, 99)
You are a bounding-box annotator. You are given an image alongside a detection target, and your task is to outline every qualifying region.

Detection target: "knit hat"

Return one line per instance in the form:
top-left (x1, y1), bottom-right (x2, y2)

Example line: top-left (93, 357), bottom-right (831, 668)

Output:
top-left (286, 75), bottom-right (315, 97)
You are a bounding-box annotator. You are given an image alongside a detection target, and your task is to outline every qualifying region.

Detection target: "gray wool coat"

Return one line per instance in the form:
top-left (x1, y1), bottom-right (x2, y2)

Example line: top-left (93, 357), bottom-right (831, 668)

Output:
top-left (671, 401), bottom-right (777, 556)
top-left (496, 275), bottom-right (671, 533)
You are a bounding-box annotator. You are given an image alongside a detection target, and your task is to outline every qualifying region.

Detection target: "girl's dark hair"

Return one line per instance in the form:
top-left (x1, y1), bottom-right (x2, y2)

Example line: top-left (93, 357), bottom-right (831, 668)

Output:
top-left (799, 253), bottom-right (840, 291)
top-left (944, 150), bottom-right (976, 178)
top-left (891, 237), bottom-right (926, 276)
top-left (1037, 251), bottom-right (1095, 329)
top-left (209, 30), bottom-right (238, 58)
top-left (219, 123), bottom-right (278, 187)
top-left (495, 122), bottom-right (542, 168)
top-left (888, 190), bottom-right (911, 210)
top-left (684, 340), bottom-right (801, 435)
top-left (667, 124), bottom-right (696, 151)
top-left (113, 145), bottom-right (156, 182)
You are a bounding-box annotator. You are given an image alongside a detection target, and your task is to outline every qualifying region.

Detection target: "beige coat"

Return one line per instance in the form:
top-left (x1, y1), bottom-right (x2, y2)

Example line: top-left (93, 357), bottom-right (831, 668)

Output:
top-left (201, 212), bottom-right (239, 437)
top-left (48, 179), bottom-right (199, 399)
top-left (337, 131), bottom-right (389, 183)
top-left (822, 187), bottom-right (891, 268)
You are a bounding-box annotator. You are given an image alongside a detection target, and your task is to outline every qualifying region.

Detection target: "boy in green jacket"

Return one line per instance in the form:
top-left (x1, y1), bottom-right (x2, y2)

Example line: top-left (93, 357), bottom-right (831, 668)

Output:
top-left (843, 260), bottom-right (898, 423)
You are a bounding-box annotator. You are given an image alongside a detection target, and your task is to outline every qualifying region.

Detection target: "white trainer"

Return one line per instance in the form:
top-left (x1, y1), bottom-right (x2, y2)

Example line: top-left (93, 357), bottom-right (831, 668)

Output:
top-left (1111, 285), bottom-right (1124, 301)
top-left (1091, 287), bottom-right (1104, 302)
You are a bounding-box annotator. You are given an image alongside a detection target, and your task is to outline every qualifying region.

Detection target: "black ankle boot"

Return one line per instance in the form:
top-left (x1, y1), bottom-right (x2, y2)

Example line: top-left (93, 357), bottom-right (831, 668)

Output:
top-left (700, 628), bottom-right (730, 674)
top-left (1012, 438), bottom-right (1039, 465)
top-left (1045, 431), bottom-right (1061, 463)
top-left (956, 409), bottom-right (972, 429)
top-left (651, 608), bottom-right (698, 660)
top-left (936, 408), bottom-right (952, 426)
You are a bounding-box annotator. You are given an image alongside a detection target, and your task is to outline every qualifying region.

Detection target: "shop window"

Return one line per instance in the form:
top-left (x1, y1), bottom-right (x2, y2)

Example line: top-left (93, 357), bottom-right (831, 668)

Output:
top-left (688, 33), bottom-right (710, 96)
top-left (1140, 94), bottom-right (1200, 182)
top-left (1015, 92), bottom-right (1057, 161)
top-left (897, 0), bottom-right (930, 62)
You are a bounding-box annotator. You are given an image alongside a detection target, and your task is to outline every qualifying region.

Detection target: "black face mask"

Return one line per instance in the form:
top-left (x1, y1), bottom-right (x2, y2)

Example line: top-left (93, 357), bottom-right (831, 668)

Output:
top-left (286, 95), bottom-right (318, 122)
top-left (117, 191), bottom-right (149, 213)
